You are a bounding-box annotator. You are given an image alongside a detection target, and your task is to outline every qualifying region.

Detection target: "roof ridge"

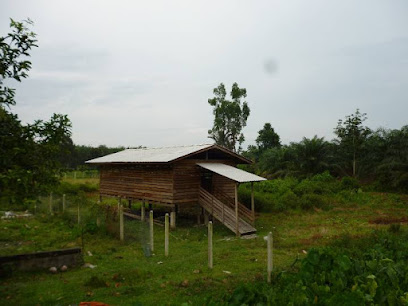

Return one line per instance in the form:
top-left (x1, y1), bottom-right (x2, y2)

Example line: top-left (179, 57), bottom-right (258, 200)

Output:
top-left (126, 143), bottom-right (214, 151)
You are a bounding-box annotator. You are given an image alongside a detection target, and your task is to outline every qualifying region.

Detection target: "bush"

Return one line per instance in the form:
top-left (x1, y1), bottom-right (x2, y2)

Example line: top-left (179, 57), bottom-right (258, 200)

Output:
top-left (340, 176), bottom-right (360, 190)
top-left (218, 230), bottom-right (408, 305)
top-left (279, 190), bottom-right (299, 209)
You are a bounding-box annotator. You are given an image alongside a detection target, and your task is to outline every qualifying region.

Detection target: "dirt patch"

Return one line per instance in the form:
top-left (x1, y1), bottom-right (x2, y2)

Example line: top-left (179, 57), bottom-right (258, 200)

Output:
top-left (332, 207), bottom-right (360, 212)
top-left (299, 233), bottom-right (323, 246)
top-left (369, 216), bottom-right (408, 225)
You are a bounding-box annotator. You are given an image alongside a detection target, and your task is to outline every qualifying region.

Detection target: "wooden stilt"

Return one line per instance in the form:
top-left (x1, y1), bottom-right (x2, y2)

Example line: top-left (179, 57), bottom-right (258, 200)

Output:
top-left (165, 213), bottom-right (169, 256)
top-left (204, 211), bottom-right (209, 225)
top-left (170, 211), bottom-right (176, 229)
top-left (141, 200), bottom-right (145, 222)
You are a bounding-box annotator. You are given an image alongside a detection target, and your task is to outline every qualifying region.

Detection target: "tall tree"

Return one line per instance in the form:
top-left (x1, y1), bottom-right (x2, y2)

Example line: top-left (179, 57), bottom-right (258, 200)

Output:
top-left (0, 19), bottom-right (37, 107)
top-left (293, 136), bottom-right (330, 176)
top-left (334, 109), bottom-right (371, 177)
top-left (0, 19), bottom-right (72, 205)
top-left (256, 123), bottom-right (281, 151)
top-left (208, 82), bottom-right (250, 152)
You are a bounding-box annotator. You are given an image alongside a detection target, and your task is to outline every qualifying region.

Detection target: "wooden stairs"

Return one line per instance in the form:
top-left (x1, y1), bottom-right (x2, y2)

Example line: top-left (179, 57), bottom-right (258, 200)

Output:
top-left (198, 187), bottom-right (256, 236)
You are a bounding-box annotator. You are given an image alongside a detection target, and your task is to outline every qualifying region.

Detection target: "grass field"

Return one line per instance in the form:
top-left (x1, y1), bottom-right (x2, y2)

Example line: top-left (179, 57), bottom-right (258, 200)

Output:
top-left (1, 177), bottom-right (408, 305)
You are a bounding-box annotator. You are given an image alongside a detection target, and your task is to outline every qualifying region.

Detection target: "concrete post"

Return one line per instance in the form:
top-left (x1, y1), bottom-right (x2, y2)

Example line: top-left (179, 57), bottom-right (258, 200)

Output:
top-left (267, 232), bottom-right (273, 283)
top-left (208, 221), bottom-right (213, 269)
top-left (149, 210), bottom-right (154, 252)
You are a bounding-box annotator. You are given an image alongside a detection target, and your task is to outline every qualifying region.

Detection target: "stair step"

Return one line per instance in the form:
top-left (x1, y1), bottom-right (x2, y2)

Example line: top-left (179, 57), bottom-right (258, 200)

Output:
top-left (198, 187), bottom-right (256, 235)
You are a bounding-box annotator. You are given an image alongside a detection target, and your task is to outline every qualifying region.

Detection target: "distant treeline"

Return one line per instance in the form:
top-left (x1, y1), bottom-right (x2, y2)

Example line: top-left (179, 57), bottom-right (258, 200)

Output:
top-left (242, 111), bottom-right (408, 193)
top-left (60, 145), bottom-right (144, 170)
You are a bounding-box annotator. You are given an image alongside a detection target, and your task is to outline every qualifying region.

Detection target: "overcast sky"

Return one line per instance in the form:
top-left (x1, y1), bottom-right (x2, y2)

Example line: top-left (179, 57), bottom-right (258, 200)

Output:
top-left (2, 0), bottom-right (407, 148)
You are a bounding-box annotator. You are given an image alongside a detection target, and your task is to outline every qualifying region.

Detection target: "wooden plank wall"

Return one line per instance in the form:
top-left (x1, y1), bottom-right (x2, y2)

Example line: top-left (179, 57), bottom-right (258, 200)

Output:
top-left (100, 165), bottom-right (174, 204)
top-left (172, 160), bottom-right (201, 205)
top-left (172, 159), bottom-right (236, 205)
top-left (99, 159), bottom-right (239, 209)
top-left (212, 173), bottom-right (235, 198)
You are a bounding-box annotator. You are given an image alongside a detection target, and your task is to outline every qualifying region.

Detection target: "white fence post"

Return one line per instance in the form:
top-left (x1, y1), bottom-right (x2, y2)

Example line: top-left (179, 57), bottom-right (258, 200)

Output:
top-left (267, 231), bottom-right (273, 283)
top-left (150, 210), bottom-right (154, 252)
top-left (208, 221), bottom-right (213, 269)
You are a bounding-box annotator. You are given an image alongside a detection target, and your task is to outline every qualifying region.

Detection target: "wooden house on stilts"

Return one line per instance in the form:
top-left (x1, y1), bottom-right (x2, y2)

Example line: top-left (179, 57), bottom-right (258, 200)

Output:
top-left (86, 144), bottom-right (266, 236)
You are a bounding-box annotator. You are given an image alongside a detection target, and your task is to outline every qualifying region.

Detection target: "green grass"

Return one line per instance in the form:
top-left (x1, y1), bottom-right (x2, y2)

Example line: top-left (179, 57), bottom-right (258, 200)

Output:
top-left (1, 189), bottom-right (407, 305)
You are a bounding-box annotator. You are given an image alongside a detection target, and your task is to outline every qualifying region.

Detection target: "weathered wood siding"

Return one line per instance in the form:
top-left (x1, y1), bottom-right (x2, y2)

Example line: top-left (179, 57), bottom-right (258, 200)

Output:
top-left (100, 165), bottom-right (174, 204)
top-left (172, 160), bottom-right (201, 204)
top-left (172, 160), bottom-right (236, 205)
top-left (212, 173), bottom-right (235, 198)
top-left (99, 159), bottom-right (238, 207)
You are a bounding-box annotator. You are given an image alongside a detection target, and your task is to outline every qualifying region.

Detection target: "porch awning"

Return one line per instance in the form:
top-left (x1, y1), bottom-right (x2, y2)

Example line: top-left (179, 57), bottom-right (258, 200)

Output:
top-left (197, 163), bottom-right (267, 183)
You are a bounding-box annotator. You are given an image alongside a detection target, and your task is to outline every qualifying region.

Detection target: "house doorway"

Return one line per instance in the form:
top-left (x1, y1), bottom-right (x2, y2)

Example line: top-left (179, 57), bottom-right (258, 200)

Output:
top-left (200, 170), bottom-right (213, 193)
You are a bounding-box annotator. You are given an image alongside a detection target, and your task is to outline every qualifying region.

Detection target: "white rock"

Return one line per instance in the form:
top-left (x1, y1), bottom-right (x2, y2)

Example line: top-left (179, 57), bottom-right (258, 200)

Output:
top-left (49, 267), bottom-right (57, 273)
top-left (60, 265), bottom-right (68, 272)
top-left (83, 263), bottom-right (97, 269)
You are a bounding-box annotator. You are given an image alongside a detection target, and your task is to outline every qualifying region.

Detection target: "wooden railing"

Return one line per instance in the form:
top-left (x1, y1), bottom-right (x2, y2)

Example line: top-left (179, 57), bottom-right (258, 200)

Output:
top-left (212, 187), bottom-right (255, 224)
top-left (198, 187), bottom-right (256, 235)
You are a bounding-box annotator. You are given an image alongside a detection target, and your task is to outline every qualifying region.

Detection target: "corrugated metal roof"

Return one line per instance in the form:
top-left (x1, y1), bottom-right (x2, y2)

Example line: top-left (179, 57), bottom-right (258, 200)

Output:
top-left (197, 163), bottom-right (266, 183)
top-left (86, 144), bottom-right (215, 164)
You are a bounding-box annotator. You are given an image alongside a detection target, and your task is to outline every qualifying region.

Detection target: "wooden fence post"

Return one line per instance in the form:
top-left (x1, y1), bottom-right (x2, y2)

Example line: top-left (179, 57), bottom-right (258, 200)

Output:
top-left (267, 231), bottom-right (273, 283)
top-left (208, 221), bottom-right (213, 269)
top-left (165, 213), bottom-right (169, 256)
top-left (170, 211), bottom-right (176, 229)
top-left (119, 204), bottom-right (124, 241)
top-left (49, 192), bottom-right (53, 215)
top-left (149, 210), bottom-right (154, 252)
top-left (62, 194), bottom-right (66, 213)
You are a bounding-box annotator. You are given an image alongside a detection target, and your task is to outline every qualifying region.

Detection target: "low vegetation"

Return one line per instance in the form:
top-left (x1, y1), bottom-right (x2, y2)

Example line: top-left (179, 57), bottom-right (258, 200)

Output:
top-left (1, 176), bottom-right (407, 305)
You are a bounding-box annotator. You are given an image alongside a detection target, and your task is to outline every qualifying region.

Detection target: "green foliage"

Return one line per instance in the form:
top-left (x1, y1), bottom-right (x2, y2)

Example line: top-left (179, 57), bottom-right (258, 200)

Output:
top-left (0, 109), bottom-right (73, 204)
top-left (207, 82), bottom-right (250, 152)
top-left (0, 18), bottom-right (38, 107)
top-left (221, 230), bottom-right (408, 305)
top-left (333, 109), bottom-right (372, 177)
top-left (239, 172), bottom-right (364, 212)
top-left (340, 176), bottom-right (360, 190)
top-left (256, 123), bottom-right (281, 152)
top-left (257, 137), bottom-right (330, 179)
top-left (0, 20), bottom-right (73, 205)
top-left (63, 144), bottom-right (128, 170)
